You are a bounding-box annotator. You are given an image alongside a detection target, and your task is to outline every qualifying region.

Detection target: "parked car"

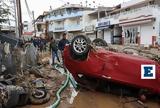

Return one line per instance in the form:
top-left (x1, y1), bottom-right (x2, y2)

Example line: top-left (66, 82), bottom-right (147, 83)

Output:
top-left (63, 35), bottom-right (160, 95)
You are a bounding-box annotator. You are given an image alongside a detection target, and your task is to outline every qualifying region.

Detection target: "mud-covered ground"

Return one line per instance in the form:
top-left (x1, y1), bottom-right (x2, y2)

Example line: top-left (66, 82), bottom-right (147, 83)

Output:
top-left (23, 46), bottom-right (160, 108)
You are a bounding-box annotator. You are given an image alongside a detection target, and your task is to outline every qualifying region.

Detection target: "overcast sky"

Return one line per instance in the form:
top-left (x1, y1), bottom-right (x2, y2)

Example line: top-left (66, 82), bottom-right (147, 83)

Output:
top-left (21, 0), bottom-right (130, 21)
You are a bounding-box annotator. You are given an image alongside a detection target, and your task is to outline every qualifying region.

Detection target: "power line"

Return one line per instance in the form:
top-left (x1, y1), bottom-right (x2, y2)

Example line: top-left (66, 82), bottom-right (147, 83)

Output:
top-left (24, 0), bottom-right (33, 21)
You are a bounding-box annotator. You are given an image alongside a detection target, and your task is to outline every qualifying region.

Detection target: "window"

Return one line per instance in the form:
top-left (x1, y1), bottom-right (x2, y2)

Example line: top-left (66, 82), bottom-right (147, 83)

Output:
top-left (37, 24), bottom-right (42, 32)
top-left (124, 27), bottom-right (138, 44)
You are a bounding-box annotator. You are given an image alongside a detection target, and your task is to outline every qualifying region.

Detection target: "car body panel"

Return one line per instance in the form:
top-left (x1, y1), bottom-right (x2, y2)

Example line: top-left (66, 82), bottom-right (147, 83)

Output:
top-left (63, 46), bottom-right (160, 93)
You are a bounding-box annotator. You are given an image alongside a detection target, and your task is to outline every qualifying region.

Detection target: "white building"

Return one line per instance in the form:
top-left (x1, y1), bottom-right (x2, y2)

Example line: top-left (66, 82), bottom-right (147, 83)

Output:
top-left (44, 4), bottom-right (95, 40)
top-left (22, 21), bottom-right (34, 40)
top-left (97, 0), bottom-right (160, 46)
top-left (83, 7), bottom-right (112, 41)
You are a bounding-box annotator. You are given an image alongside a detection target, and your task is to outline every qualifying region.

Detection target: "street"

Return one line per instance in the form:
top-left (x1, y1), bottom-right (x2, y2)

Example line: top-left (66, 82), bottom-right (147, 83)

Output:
top-left (1, 0), bottom-right (160, 108)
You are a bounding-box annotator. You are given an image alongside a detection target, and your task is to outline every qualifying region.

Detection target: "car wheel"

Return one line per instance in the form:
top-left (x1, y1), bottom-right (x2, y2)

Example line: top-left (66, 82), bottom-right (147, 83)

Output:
top-left (29, 88), bottom-right (50, 105)
top-left (71, 35), bottom-right (91, 60)
top-left (17, 87), bottom-right (29, 106)
top-left (92, 38), bottom-right (108, 46)
top-left (2, 86), bottom-right (19, 108)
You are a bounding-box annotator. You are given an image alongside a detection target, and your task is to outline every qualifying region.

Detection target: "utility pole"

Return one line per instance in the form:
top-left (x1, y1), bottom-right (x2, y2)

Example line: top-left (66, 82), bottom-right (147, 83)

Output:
top-left (13, 0), bottom-right (19, 37)
top-left (16, 0), bottom-right (22, 38)
top-left (86, 0), bottom-right (87, 7)
top-left (32, 11), bottom-right (36, 37)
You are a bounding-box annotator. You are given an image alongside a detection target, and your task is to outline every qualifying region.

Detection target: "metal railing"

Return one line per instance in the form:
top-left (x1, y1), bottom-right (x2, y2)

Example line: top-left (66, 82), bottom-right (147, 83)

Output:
top-left (103, 5), bottom-right (159, 20)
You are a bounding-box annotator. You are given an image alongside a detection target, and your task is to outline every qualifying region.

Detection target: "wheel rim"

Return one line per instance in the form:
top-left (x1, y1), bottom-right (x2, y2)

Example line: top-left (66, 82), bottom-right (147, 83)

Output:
top-left (73, 37), bottom-right (87, 53)
top-left (32, 89), bottom-right (45, 99)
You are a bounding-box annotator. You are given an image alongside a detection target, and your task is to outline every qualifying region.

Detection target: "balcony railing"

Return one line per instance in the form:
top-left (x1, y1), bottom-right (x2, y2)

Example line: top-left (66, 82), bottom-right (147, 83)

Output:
top-left (50, 24), bottom-right (82, 32)
top-left (65, 24), bottom-right (82, 31)
top-left (103, 5), bottom-right (158, 20)
top-left (48, 11), bottom-right (83, 21)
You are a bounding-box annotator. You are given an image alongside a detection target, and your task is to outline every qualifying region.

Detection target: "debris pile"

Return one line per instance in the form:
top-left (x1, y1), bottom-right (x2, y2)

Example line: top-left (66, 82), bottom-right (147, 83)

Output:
top-left (0, 43), bottom-right (73, 108)
top-left (104, 45), bottom-right (160, 63)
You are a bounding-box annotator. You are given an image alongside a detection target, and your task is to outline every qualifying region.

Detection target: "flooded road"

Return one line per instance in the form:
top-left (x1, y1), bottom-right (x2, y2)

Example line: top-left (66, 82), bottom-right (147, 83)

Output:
top-left (58, 89), bottom-right (160, 108)
top-left (23, 88), bottom-right (160, 108)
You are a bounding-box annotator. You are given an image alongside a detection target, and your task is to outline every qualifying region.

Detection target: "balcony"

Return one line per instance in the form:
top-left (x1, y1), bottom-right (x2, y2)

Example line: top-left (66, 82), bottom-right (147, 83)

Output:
top-left (119, 5), bottom-right (156, 20)
top-left (65, 24), bottom-right (82, 31)
top-left (53, 26), bottom-right (65, 32)
top-left (49, 11), bottom-right (83, 21)
top-left (102, 5), bottom-right (158, 24)
top-left (50, 24), bottom-right (82, 32)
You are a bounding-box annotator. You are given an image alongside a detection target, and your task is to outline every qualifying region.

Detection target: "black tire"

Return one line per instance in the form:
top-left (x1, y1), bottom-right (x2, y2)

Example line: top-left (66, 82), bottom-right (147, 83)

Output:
top-left (17, 88), bottom-right (29, 106)
top-left (71, 35), bottom-right (91, 60)
top-left (92, 38), bottom-right (108, 46)
top-left (29, 89), bottom-right (50, 105)
top-left (3, 86), bottom-right (19, 108)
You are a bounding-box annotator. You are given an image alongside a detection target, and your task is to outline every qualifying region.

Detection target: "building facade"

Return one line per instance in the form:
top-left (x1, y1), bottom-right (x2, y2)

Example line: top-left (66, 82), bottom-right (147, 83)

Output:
top-left (97, 0), bottom-right (160, 46)
top-left (44, 4), bottom-right (95, 40)
top-left (36, 0), bottom-right (160, 46)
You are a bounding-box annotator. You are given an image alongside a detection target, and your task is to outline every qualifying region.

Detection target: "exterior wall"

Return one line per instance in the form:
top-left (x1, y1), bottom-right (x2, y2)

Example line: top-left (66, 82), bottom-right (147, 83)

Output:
top-left (121, 0), bottom-right (146, 8)
top-left (104, 3), bottom-right (160, 45)
top-left (140, 23), bottom-right (155, 45)
top-left (45, 6), bottom-right (95, 39)
top-left (35, 23), bottom-right (46, 37)
top-left (23, 21), bottom-right (34, 33)
top-left (49, 10), bottom-right (83, 21)
top-left (83, 11), bottom-right (97, 40)
top-left (119, 6), bottom-right (154, 21)
top-left (65, 17), bottom-right (82, 31)
top-left (152, 5), bottom-right (160, 44)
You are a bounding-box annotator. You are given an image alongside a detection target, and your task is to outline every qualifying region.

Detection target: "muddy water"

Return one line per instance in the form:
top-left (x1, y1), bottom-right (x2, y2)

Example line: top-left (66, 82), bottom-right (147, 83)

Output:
top-left (23, 89), bottom-right (160, 108)
top-left (59, 89), bottom-right (160, 108)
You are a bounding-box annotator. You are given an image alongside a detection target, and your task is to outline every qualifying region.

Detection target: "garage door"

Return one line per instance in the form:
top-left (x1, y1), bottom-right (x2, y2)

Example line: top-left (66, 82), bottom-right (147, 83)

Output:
top-left (140, 23), bottom-right (153, 45)
top-left (104, 30), bottom-right (111, 44)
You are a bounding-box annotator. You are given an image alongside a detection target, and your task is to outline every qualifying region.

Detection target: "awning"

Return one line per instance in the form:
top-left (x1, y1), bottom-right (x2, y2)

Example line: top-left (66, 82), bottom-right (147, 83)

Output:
top-left (119, 15), bottom-right (155, 26)
top-left (119, 19), bottom-right (153, 26)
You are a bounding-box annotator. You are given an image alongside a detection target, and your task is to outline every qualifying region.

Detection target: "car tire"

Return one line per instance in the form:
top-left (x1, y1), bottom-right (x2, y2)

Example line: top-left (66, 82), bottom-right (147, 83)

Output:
top-left (92, 38), bottom-right (108, 46)
top-left (29, 89), bottom-right (50, 105)
top-left (71, 35), bottom-right (91, 60)
top-left (17, 88), bottom-right (29, 106)
top-left (3, 86), bottom-right (19, 108)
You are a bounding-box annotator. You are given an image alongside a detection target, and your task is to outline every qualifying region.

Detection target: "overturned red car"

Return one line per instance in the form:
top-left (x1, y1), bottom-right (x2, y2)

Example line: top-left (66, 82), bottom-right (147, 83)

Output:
top-left (63, 35), bottom-right (160, 94)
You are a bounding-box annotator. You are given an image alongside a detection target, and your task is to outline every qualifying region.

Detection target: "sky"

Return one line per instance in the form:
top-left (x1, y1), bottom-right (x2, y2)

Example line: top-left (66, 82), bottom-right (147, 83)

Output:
top-left (21, 0), bottom-right (130, 22)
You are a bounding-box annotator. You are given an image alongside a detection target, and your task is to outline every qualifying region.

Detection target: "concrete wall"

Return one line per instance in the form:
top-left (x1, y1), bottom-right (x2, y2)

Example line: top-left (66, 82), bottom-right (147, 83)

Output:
top-left (121, 0), bottom-right (146, 8)
top-left (119, 6), bottom-right (154, 20)
top-left (140, 23), bottom-right (155, 45)
top-left (82, 11), bottom-right (97, 28)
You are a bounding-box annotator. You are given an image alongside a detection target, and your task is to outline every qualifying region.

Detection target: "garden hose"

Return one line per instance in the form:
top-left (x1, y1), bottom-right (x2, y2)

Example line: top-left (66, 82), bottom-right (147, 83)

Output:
top-left (47, 63), bottom-right (78, 108)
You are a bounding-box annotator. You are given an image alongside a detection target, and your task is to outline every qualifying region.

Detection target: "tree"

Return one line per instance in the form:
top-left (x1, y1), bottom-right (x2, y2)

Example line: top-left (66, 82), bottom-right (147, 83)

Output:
top-left (0, 1), bottom-right (10, 24)
top-left (0, 1), bottom-right (10, 32)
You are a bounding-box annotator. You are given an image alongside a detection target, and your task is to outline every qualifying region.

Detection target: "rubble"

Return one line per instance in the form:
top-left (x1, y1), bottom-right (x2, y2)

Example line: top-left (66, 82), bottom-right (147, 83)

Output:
top-left (0, 38), bottom-right (159, 108)
top-left (104, 44), bottom-right (160, 63)
top-left (0, 42), bottom-right (74, 108)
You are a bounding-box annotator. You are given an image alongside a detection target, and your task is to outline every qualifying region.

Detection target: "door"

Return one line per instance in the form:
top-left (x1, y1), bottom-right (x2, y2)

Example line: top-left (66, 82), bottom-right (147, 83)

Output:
top-left (140, 23), bottom-right (153, 45)
top-left (104, 30), bottom-right (111, 44)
